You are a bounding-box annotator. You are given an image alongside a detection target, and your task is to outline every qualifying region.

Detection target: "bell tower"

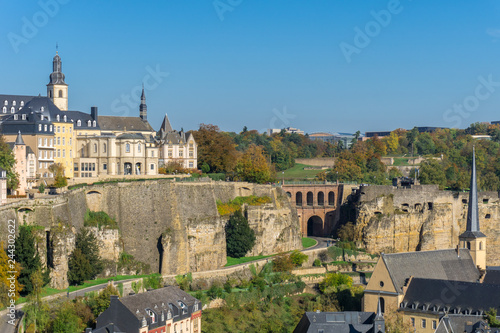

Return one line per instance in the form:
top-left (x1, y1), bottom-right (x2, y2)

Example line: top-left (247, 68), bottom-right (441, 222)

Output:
top-left (459, 146), bottom-right (487, 270)
top-left (47, 50), bottom-right (68, 110)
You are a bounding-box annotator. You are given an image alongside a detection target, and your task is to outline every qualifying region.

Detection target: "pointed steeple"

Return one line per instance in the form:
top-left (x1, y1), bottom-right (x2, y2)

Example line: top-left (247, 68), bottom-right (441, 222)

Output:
top-left (376, 297), bottom-right (383, 319)
top-left (15, 131), bottom-right (25, 145)
top-left (48, 52), bottom-right (66, 85)
top-left (160, 113), bottom-right (173, 136)
top-left (140, 84), bottom-right (147, 121)
top-left (461, 146), bottom-right (486, 238)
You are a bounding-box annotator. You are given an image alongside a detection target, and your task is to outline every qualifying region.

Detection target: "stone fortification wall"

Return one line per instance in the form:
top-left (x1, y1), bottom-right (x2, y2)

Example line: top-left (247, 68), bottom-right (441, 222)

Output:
top-left (0, 180), bottom-right (301, 289)
top-left (355, 185), bottom-right (500, 265)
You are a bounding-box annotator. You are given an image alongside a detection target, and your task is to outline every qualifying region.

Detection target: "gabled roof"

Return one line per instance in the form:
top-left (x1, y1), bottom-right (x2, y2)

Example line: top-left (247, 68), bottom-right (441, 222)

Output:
top-left (98, 116), bottom-right (153, 132)
top-left (402, 278), bottom-right (500, 314)
top-left (382, 249), bottom-right (480, 293)
top-left (435, 315), bottom-right (499, 333)
top-left (483, 267), bottom-right (500, 285)
top-left (15, 131), bottom-right (25, 145)
top-left (0, 94), bottom-right (36, 114)
top-left (119, 286), bottom-right (199, 321)
top-left (159, 114), bottom-right (173, 133)
top-left (64, 111), bottom-right (100, 129)
top-left (293, 312), bottom-right (381, 333)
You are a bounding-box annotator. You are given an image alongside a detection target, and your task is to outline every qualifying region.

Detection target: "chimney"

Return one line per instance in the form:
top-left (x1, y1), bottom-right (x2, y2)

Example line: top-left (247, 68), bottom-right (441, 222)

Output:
top-left (91, 106), bottom-right (98, 120)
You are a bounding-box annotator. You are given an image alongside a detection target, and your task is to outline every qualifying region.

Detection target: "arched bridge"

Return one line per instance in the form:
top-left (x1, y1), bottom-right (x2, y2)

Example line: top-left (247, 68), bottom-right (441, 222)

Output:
top-left (282, 183), bottom-right (346, 237)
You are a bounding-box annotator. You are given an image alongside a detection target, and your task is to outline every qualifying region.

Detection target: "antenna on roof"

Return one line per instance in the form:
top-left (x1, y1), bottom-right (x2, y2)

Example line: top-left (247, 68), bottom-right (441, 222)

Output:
top-left (56, 42), bottom-right (59, 54)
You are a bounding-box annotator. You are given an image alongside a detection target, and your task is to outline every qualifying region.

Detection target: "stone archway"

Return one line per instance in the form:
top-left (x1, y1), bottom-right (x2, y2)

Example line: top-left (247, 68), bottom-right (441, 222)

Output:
top-left (307, 216), bottom-right (323, 236)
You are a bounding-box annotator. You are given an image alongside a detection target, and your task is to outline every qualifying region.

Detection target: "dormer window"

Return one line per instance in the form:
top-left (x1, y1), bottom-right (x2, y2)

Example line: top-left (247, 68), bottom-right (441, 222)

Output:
top-left (93, 120), bottom-right (96, 127)
top-left (3, 100), bottom-right (7, 106)
top-left (10, 107), bottom-right (15, 113)
top-left (63, 115), bottom-right (67, 122)
top-left (20, 101), bottom-right (24, 107)
top-left (41, 115), bottom-right (44, 120)
top-left (44, 124), bottom-right (47, 132)
top-left (22, 114), bottom-right (26, 120)
top-left (2, 107), bottom-right (6, 113)
top-left (146, 309), bottom-right (156, 323)
top-left (49, 125), bottom-right (53, 132)
top-left (167, 311), bottom-right (172, 320)
top-left (12, 101), bottom-right (16, 106)
top-left (77, 120), bottom-right (81, 127)
top-left (56, 115), bottom-right (60, 121)
top-left (178, 301), bottom-right (188, 315)
top-left (41, 107), bottom-right (44, 112)
top-left (38, 124), bottom-right (42, 131)
top-left (14, 115), bottom-right (18, 120)
top-left (87, 120), bottom-right (91, 127)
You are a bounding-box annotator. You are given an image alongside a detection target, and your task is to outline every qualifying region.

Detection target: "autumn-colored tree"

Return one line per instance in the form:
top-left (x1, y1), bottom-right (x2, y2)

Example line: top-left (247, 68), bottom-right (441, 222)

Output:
top-left (49, 163), bottom-right (67, 188)
top-left (235, 144), bottom-right (274, 184)
top-left (0, 135), bottom-right (19, 191)
top-left (0, 242), bottom-right (22, 307)
top-left (386, 131), bottom-right (400, 153)
top-left (192, 124), bottom-right (239, 173)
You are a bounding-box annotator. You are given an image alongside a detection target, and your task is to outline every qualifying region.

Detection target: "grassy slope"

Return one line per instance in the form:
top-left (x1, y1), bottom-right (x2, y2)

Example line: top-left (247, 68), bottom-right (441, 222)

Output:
top-left (282, 163), bottom-right (324, 180)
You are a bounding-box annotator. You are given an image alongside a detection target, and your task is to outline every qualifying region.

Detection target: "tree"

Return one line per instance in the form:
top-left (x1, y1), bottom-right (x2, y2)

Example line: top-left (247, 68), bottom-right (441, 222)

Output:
top-left (50, 301), bottom-right (84, 333)
top-left (192, 124), bottom-right (239, 173)
top-left (419, 159), bottom-right (447, 189)
top-left (0, 135), bottom-right (19, 191)
top-left (485, 308), bottom-right (500, 327)
top-left (235, 144), bottom-right (274, 184)
top-left (289, 250), bottom-right (308, 267)
top-left (0, 242), bottom-right (22, 307)
top-left (87, 284), bottom-right (119, 317)
top-left (49, 163), bottom-right (67, 187)
top-left (225, 210), bottom-right (256, 258)
top-left (68, 228), bottom-right (103, 285)
top-left (319, 273), bottom-right (353, 293)
top-left (15, 226), bottom-right (48, 295)
top-left (24, 268), bottom-right (50, 333)
top-left (386, 131), bottom-right (400, 153)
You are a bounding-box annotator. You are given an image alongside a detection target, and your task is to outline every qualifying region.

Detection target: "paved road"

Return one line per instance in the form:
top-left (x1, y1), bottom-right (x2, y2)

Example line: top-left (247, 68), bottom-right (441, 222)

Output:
top-left (307, 236), bottom-right (336, 250)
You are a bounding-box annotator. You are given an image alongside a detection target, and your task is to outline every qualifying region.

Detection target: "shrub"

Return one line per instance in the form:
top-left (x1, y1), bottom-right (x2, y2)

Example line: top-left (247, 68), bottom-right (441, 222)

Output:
top-left (38, 183), bottom-right (45, 193)
top-left (319, 273), bottom-right (353, 293)
top-left (272, 254), bottom-right (294, 272)
top-left (84, 210), bottom-right (118, 229)
top-left (207, 284), bottom-right (224, 300)
top-left (290, 250), bottom-right (308, 267)
top-left (313, 259), bottom-right (321, 267)
top-left (143, 274), bottom-right (162, 290)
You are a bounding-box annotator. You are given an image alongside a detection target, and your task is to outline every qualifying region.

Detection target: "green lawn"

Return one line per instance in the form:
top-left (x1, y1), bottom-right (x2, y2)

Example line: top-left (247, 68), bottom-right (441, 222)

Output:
top-left (302, 237), bottom-right (317, 248)
top-left (392, 157), bottom-right (419, 166)
top-left (282, 163), bottom-right (324, 180)
top-left (225, 255), bottom-right (272, 267)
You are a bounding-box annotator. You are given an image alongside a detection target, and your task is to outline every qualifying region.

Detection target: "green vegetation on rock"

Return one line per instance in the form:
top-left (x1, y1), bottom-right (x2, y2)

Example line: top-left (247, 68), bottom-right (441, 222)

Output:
top-left (84, 210), bottom-right (118, 229)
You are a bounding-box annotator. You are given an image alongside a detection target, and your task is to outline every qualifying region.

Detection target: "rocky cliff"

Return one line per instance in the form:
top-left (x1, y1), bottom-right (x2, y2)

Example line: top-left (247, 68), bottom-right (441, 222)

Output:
top-left (0, 180), bottom-right (301, 289)
top-left (352, 185), bottom-right (500, 266)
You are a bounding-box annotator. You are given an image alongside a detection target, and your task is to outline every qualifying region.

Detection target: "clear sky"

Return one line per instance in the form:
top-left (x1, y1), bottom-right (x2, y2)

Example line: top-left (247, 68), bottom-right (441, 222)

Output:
top-left (2, 1), bottom-right (500, 135)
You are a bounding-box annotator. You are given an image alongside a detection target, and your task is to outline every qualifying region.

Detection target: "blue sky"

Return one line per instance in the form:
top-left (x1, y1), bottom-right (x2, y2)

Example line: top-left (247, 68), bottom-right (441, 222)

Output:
top-left (2, 1), bottom-right (500, 134)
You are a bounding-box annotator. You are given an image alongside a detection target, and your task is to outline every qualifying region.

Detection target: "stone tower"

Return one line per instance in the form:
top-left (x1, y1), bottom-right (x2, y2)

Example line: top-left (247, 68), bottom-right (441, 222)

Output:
top-left (459, 146), bottom-right (487, 270)
top-left (47, 51), bottom-right (68, 111)
top-left (140, 84), bottom-right (147, 121)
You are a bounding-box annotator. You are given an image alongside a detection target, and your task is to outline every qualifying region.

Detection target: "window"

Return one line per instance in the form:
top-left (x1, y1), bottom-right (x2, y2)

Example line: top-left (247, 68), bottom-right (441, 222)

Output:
top-left (93, 120), bottom-right (96, 127)
top-left (44, 124), bottom-right (47, 132)
top-left (41, 115), bottom-right (44, 120)
top-left (126, 143), bottom-right (130, 153)
top-left (189, 162), bottom-right (194, 168)
top-left (57, 137), bottom-right (60, 145)
top-left (168, 150), bottom-right (172, 157)
top-left (138, 143), bottom-right (141, 152)
top-left (58, 90), bottom-right (63, 98)
top-left (63, 115), bottom-right (67, 122)
top-left (12, 101), bottom-right (16, 106)
top-left (44, 138), bottom-right (47, 146)
top-left (22, 114), bottom-right (26, 120)
top-left (151, 151), bottom-right (154, 157)
top-left (57, 149), bottom-right (60, 158)
top-left (151, 164), bottom-right (154, 170)
top-left (69, 150), bottom-right (72, 158)
top-left (49, 125), bottom-right (52, 132)
top-left (38, 138), bottom-right (42, 146)
top-left (422, 319), bottom-right (426, 328)
top-left (103, 164), bottom-right (107, 170)
top-left (74, 163), bottom-right (78, 171)
top-left (94, 144), bottom-right (97, 153)
top-left (77, 120), bottom-right (81, 127)
top-left (432, 320), bottom-right (437, 329)
top-left (62, 138), bottom-right (65, 145)
top-left (39, 162), bottom-right (43, 169)
top-left (20, 101), bottom-right (24, 106)
top-left (69, 138), bottom-right (72, 145)
top-left (179, 151), bottom-right (183, 157)
top-left (87, 120), bottom-right (91, 127)
top-left (189, 151), bottom-right (194, 157)
top-left (49, 139), bottom-right (53, 147)
top-left (13, 114), bottom-right (18, 120)
top-left (103, 143), bottom-right (106, 153)
top-left (38, 124), bottom-right (42, 131)
top-left (56, 115), bottom-right (60, 121)
top-left (57, 126), bottom-right (60, 133)
top-left (3, 100), bottom-right (6, 106)
top-left (411, 318), bottom-right (415, 327)
top-left (2, 107), bottom-right (5, 113)
top-left (10, 107), bottom-right (15, 113)
top-left (62, 150), bottom-right (65, 158)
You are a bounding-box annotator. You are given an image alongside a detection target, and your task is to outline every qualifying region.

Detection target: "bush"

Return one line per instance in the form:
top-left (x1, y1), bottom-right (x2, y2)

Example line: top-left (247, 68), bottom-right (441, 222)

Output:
top-left (313, 259), bottom-right (321, 267)
top-left (143, 274), bottom-right (162, 290)
top-left (217, 195), bottom-right (272, 216)
top-left (38, 183), bottom-right (45, 193)
top-left (319, 273), bottom-right (353, 293)
top-left (225, 210), bottom-right (256, 258)
top-left (272, 254), bottom-right (294, 272)
top-left (290, 250), bottom-right (308, 267)
top-left (207, 284), bottom-right (223, 300)
top-left (84, 210), bottom-right (118, 229)
top-left (337, 222), bottom-right (356, 242)
top-left (224, 280), bottom-right (232, 294)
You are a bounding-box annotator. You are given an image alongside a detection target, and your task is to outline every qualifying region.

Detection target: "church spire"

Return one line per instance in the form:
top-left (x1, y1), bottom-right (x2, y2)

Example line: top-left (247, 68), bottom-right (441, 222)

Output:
top-left (48, 51), bottom-right (66, 85)
top-left (462, 146), bottom-right (485, 238)
top-left (47, 50), bottom-right (69, 110)
top-left (140, 84), bottom-right (147, 121)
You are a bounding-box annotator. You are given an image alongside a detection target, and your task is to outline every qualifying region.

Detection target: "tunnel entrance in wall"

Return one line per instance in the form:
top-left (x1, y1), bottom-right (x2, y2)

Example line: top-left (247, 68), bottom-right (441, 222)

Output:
top-left (307, 216), bottom-right (323, 236)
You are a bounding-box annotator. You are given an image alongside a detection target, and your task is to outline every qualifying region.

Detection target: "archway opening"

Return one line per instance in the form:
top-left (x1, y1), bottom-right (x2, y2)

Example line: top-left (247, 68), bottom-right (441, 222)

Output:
top-left (318, 192), bottom-right (324, 206)
top-left (328, 191), bottom-right (335, 206)
top-left (307, 216), bottom-right (323, 236)
top-left (379, 297), bottom-right (385, 313)
top-left (307, 191), bottom-right (314, 206)
top-left (124, 163), bottom-right (132, 175)
top-left (296, 192), bottom-right (302, 206)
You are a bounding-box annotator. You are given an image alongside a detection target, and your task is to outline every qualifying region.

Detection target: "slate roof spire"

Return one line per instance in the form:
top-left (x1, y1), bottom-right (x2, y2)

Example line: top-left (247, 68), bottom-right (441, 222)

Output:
top-left (140, 84), bottom-right (147, 121)
top-left (375, 297), bottom-right (383, 320)
top-left (15, 131), bottom-right (25, 145)
top-left (48, 51), bottom-right (66, 85)
top-left (461, 146), bottom-right (486, 238)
